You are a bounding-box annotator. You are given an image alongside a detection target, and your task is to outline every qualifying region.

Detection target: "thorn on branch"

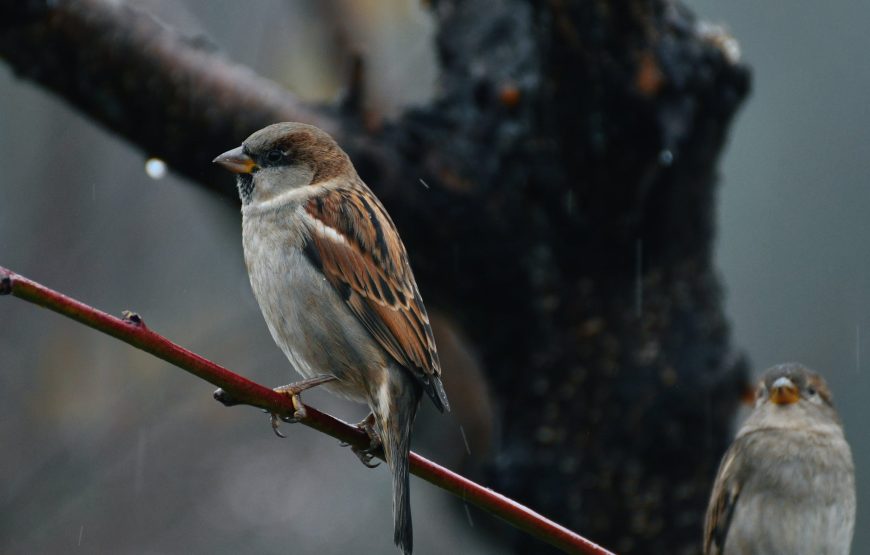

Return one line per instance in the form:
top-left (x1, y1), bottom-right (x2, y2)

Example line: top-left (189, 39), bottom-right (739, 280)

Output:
top-left (121, 310), bottom-right (145, 327)
top-left (213, 387), bottom-right (240, 406)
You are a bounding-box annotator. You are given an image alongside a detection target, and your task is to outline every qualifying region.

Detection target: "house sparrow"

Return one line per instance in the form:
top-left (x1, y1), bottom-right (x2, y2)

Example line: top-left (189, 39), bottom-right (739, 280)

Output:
top-left (703, 363), bottom-right (855, 555)
top-left (214, 122), bottom-right (449, 555)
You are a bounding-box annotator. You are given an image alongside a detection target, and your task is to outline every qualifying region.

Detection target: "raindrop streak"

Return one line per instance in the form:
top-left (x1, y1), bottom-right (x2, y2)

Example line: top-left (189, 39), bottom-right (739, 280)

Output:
top-left (464, 503), bottom-right (475, 528)
top-left (459, 425), bottom-right (471, 455)
top-left (857, 325), bottom-right (861, 373)
top-left (635, 239), bottom-right (643, 318)
top-left (419, 178), bottom-right (430, 189)
top-left (78, 525), bottom-right (84, 547)
top-left (91, 182), bottom-right (96, 202)
top-left (565, 188), bottom-right (575, 215)
top-left (145, 158), bottom-right (167, 180)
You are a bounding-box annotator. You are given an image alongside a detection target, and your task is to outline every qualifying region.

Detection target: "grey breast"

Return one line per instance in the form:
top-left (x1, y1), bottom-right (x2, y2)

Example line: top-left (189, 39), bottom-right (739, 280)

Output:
top-left (724, 430), bottom-right (854, 555)
top-left (242, 206), bottom-right (387, 402)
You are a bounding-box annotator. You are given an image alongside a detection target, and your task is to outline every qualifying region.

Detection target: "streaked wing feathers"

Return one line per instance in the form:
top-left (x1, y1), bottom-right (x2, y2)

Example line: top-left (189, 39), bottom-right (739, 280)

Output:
top-left (704, 447), bottom-right (742, 555)
top-left (303, 185), bottom-right (448, 411)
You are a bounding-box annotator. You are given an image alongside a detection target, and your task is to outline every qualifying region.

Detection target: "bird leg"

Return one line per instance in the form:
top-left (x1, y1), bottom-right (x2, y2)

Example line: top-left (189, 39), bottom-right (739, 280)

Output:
top-left (270, 375), bottom-right (336, 438)
top-left (350, 412), bottom-right (383, 468)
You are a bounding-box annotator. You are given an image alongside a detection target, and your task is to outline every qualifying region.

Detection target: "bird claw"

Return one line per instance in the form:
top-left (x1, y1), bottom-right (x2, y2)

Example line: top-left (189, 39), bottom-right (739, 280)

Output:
top-left (351, 447), bottom-right (381, 468)
top-left (269, 405), bottom-right (304, 438)
top-left (270, 413), bottom-right (287, 438)
top-left (357, 413), bottom-right (382, 447)
top-left (292, 403), bottom-right (307, 420)
top-left (267, 375), bottom-right (336, 438)
top-left (345, 412), bottom-right (383, 469)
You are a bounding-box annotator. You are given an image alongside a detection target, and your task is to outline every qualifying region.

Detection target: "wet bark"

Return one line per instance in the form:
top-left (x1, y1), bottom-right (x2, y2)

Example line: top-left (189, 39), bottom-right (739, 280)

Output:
top-left (0, 0), bottom-right (750, 552)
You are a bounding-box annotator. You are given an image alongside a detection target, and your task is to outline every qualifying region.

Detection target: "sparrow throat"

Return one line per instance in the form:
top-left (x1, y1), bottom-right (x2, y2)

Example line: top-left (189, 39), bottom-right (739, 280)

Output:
top-left (236, 174), bottom-right (254, 204)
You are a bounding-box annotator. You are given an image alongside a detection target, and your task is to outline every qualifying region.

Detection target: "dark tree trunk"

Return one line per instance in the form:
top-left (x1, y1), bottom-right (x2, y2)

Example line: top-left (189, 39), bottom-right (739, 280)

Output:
top-left (0, 0), bottom-right (750, 552)
top-left (383, 2), bottom-right (751, 552)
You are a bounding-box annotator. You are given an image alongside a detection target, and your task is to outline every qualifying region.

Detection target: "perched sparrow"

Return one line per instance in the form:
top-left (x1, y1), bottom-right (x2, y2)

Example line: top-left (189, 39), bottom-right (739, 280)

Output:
top-left (703, 363), bottom-right (855, 555)
top-left (213, 122), bottom-right (449, 555)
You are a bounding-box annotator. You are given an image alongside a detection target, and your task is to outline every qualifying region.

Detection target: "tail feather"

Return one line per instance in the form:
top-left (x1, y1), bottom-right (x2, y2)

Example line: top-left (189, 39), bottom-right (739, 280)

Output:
top-left (390, 439), bottom-right (413, 554)
top-left (376, 373), bottom-right (420, 555)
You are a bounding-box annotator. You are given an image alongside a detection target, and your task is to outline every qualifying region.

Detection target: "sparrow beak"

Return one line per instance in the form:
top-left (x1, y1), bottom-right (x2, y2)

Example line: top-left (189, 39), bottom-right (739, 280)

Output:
top-left (213, 146), bottom-right (257, 174)
top-left (769, 376), bottom-right (800, 405)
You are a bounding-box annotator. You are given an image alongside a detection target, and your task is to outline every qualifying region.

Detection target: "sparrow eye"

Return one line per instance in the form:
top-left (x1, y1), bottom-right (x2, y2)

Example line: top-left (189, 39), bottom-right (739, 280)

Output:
top-left (265, 149), bottom-right (284, 164)
top-left (807, 386), bottom-right (817, 396)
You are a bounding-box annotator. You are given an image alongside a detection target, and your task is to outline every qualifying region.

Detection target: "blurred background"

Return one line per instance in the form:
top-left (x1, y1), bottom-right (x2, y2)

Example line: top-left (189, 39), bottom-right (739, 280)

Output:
top-left (1, 0), bottom-right (868, 553)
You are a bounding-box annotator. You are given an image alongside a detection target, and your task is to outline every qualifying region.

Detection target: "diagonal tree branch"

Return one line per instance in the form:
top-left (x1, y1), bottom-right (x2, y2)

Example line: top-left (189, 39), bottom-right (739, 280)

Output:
top-left (0, 265), bottom-right (614, 555)
top-left (0, 0), bottom-right (352, 197)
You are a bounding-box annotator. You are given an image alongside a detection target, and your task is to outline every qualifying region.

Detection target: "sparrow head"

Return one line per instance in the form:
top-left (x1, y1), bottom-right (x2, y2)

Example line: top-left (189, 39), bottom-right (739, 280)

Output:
top-left (747, 363), bottom-right (840, 430)
top-left (755, 363), bottom-right (832, 407)
top-left (213, 122), bottom-right (353, 205)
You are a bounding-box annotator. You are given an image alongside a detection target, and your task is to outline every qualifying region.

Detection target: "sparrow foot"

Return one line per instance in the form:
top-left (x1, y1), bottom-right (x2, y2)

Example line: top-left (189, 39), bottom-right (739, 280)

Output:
top-left (270, 374), bottom-right (337, 438)
top-left (350, 412), bottom-right (382, 468)
top-left (352, 449), bottom-right (381, 468)
top-left (270, 413), bottom-right (288, 438)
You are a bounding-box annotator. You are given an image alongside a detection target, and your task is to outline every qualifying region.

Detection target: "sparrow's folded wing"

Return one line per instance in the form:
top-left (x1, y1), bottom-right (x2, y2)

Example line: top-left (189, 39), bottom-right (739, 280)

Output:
top-left (704, 446), bottom-right (742, 555)
top-left (302, 185), bottom-right (449, 411)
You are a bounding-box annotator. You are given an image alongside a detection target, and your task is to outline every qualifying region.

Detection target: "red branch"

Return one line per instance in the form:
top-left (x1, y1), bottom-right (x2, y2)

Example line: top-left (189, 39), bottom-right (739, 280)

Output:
top-left (0, 266), bottom-right (615, 555)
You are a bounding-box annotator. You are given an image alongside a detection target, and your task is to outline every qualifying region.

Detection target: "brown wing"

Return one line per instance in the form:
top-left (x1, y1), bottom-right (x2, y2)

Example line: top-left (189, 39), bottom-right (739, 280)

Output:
top-left (303, 184), bottom-right (449, 411)
top-left (703, 445), bottom-right (743, 555)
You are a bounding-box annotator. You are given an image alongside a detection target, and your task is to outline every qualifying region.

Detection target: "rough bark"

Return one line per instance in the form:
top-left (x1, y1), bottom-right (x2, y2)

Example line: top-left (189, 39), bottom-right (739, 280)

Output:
top-left (0, 0), bottom-right (750, 552)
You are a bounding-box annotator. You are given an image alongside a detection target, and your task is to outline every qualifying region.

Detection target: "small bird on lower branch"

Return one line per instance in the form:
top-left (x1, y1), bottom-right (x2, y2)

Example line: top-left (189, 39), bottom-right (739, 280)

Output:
top-left (703, 363), bottom-right (855, 555)
top-left (214, 122), bottom-right (450, 555)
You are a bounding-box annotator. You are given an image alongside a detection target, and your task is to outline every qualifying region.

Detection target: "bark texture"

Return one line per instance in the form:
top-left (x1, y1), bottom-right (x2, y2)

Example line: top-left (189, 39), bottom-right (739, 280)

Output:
top-left (0, 0), bottom-right (750, 552)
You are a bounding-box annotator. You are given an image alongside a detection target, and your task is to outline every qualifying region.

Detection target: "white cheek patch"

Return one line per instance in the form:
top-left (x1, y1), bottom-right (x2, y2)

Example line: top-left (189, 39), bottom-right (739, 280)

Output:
top-left (242, 185), bottom-right (318, 215)
top-left (242, 177), bottom-right (343, 217)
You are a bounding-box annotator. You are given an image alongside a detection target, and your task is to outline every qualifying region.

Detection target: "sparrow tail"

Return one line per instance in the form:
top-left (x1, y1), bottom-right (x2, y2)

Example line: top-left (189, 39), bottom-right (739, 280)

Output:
top-left (375, 372), bottom-right (421, 555)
